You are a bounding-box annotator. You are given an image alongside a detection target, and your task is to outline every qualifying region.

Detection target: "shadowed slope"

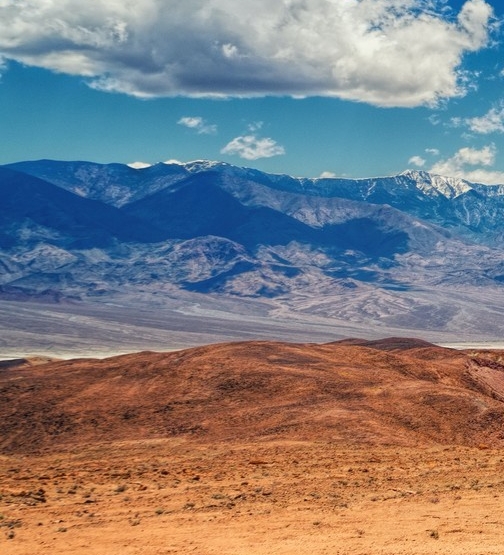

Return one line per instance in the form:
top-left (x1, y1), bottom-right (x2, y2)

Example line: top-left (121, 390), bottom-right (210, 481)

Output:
top-left (0, 166), bottom-right (163, 247)
top-left (123, 172), bottom-right (409, 256)
top-left (2, 339), bottom-right (504, 454)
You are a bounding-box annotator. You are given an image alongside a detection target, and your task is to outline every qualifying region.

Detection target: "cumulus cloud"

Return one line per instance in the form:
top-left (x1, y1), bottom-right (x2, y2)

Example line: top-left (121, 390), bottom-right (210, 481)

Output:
top-left (426, 148), bottom-right (440, 156)
top-left (0, 0), bottom-right (494, 107)
top-left (465, 104), bottom-right (504, 134)
top-left (177, 116), bottom-right (217, 135)
top-left (408, 155), bottom-right (426, 167)
top-left (319, 171), bottom-right (337, 178)
top-left (430, 144), bottom-right (504, 184)
top-left (221, 135), bottom-right (285, 160)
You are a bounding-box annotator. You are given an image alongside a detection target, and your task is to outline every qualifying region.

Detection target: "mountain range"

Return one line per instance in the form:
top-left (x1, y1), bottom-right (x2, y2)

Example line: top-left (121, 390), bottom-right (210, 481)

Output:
top-left (2, 158), bottom-right (504, 351)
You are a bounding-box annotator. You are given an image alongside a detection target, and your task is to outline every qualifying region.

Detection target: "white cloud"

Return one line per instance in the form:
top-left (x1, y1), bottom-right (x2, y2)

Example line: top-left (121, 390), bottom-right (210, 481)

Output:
top-left (319, 171), bottom-right (337, 178)
top-left (163, 159), bottom-right (184, 165)
top-left (454, 145), bottom-right (495, 166)
top-left (127, 161), bottom-right (152, 169)
top-left (177, 116), bottom-right (217, 135)
top-left (465, 104), bottom-right (504, 134)
top-left (425, 148), bottom-right (440, 156)
top-left (220, 135), bottom-right (285, 160)
top-left (430, 144), bottom-right (504, 184)
top-left (408, 155), bottom-right (426, 167)
top-left (0, 0), bottom-right (494, 107)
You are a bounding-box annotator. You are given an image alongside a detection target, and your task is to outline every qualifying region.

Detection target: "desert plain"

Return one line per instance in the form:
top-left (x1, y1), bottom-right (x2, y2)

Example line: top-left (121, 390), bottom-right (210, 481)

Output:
top-left (2, 337), bottom-right (504, 554)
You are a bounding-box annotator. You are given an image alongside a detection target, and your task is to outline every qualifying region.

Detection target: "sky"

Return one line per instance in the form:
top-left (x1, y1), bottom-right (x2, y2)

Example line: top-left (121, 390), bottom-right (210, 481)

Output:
top-left (1, 0), bottom-right (504, 182)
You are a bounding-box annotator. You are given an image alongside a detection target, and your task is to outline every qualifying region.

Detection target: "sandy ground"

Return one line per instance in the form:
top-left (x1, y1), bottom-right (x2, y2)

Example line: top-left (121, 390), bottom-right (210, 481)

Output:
top-left (2, 439), bottom-right (504, 555)
top-left (3, 339), bottom-right (504, 553)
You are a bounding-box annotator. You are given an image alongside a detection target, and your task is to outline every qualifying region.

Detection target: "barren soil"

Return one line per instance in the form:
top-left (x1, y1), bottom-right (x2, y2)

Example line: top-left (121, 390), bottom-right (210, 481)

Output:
top-left (2, 338), bottom-right (504, 554)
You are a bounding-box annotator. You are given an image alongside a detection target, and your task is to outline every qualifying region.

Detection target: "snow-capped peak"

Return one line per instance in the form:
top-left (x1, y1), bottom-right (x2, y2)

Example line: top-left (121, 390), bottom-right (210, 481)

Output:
top-left (183, 160), bottom-right (230, 173)
top-left (400, 170), bottom-right (473, 199)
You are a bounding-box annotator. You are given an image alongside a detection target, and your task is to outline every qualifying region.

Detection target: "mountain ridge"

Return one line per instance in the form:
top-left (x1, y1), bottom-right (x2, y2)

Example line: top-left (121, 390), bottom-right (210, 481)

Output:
top-left (2, 158), bottom-right (504, 344)
top-left (8, 158), bottom-right (504, 245)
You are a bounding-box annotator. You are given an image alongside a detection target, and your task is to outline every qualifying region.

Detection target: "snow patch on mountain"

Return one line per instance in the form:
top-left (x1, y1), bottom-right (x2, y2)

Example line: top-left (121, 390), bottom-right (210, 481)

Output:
top-left (401, 170), bottom-right (472, 199)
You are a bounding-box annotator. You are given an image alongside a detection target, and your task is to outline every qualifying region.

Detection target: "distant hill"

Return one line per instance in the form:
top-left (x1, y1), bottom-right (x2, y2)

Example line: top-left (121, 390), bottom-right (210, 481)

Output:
top-left (2, 339), bottom-right (504, 453)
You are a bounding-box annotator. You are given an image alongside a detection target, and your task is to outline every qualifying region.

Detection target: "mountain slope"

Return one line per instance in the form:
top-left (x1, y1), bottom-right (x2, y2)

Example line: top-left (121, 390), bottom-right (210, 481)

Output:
top-left (5, 159), bottom-right (190, 207)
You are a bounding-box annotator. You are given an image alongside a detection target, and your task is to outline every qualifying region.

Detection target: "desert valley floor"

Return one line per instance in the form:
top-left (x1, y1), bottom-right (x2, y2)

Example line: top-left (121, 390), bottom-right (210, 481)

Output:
top-left (3, 440), bottom-right (504, 555)
top-left (3, 338), bottom-right (504, 554)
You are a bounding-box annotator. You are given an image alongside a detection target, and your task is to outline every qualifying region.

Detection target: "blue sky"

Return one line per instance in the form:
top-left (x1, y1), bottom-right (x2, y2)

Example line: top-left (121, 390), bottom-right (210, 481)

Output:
top-left (1, 1), bottom-right (504, 182)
